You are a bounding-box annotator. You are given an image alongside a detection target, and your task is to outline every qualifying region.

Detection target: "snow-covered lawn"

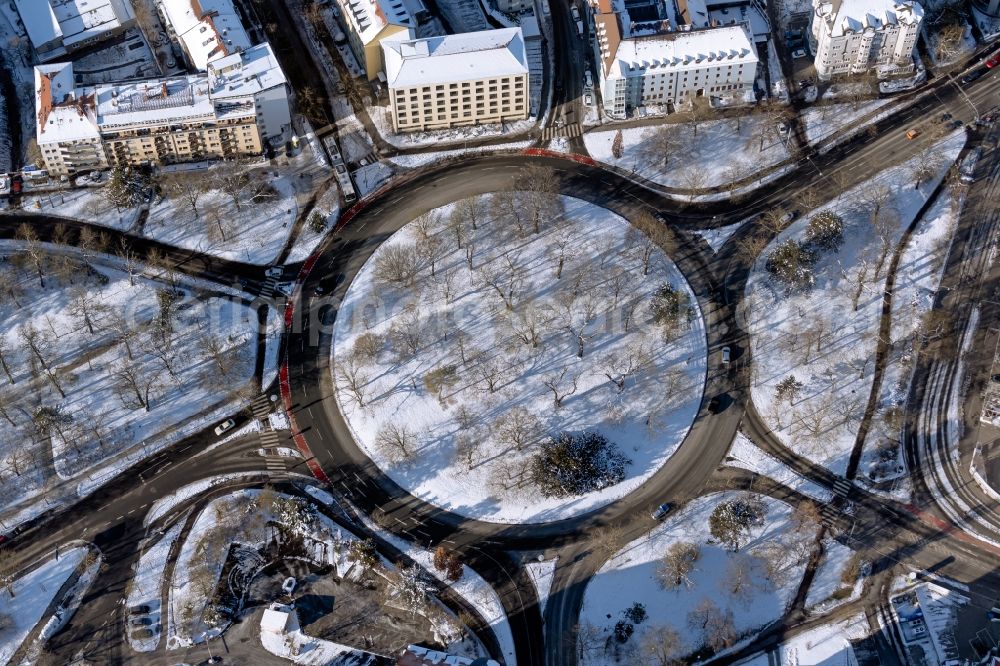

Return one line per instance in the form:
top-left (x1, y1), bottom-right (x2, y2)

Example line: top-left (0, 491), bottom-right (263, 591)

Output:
top-left (0, 546), bottom-right (89, 665)
top-left (805, 538), bottom-right (864, 611)
top-left (800, 100), bottom-right (892, 147)
top-left (525, 558), bottom-right (556, 616)
top-left (386, 142), bottom-right (533, 170)
top-left (579, 492), bottom-right (813, 662)
top-left (144, 171), bottom-right (298, 265)
top-left (735, 613), bottom-right (868, 666)
top-left (0, 251), bottom-right (258, 531)
top-left (331, 195), bottom-right (706, 523)
top-left (746, 131), bottom-right (965, 476)
top-left (368, 103), bottom-right (536, 148)
top-left (283, 181), bottom-right (341, 264)
top-left (725, 433), bottom-right (834, 503)
top-left (858, 185), bottom-right (960, 496)
top-left (352, 162), bottom-right (396, 197)
top-left (128, 518), bottom-right (186, 652)
top-left (17, 186), bottom-right (141, 232)
top-left (583, 116), bottom-right (791, 189)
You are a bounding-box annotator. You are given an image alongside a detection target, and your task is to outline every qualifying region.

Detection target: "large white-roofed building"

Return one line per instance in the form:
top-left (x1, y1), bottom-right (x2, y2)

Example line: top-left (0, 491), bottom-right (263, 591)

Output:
top-left (590, 0), bottom-right (758, 118)
top-left (14, 0), bottom-right (136, 62)
top-left (332, 0), bottom-right (415, 80)
top-left (35, 43), bottom-right (291, 175)
top-left (809, 0), bottom-right (923, 79)
top-left (156, 0), bottom-right (253, 71)
top-left (382, 28), bottom-right (529, 132)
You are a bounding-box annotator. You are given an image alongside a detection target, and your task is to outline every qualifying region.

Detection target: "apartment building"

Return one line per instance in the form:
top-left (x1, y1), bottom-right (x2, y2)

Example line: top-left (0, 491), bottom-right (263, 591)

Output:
top-left (809, 0), bottom-right (923, 79)
top-left (13, 0), bottom-right (136, 62)
top-left (35, 43), bottom-right (291, 176)
top-left (382, 28), bottom-right (530, 132)
top-left (157, 0), bottom-right (253, 71)
top-left (331, 0), bottom-right (415, 80)
top-left (590, 0), bottom-right (757, 117)
top-left (973, 0), bottom-right (1000, 34)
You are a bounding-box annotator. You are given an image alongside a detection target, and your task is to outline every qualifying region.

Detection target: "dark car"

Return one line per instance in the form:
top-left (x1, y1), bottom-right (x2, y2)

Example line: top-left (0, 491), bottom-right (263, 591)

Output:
top-left (651, 503), bottom-right (672, 520)
top-left (130, 616), bottom-right (152, 626)
top-left (938, 112), bottom-right (952, 123)
top-left (129, 604), bottom-right (151, 615)
top-left (708, 396), bottom-right (722, 413)
top-left (962, 69), bottom-right (985, 84)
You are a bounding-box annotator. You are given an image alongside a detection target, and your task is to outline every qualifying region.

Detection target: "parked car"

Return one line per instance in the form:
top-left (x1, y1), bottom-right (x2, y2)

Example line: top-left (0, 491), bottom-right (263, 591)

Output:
top-left (906, 128), bottom-right (920, 140)
top-left (282, 577), bottom-right (297, 594)
top-left (130, 617), bottom-right (152, 627)
top-left (651, 503), bottom-right (672, 520)
top-left (961, 69), bottom-right (985, 84)
top-left (265, 266), bottom-right (283, 278)
top-left (792, 48), bottom-right (808, 59)
top-left (214, 419), bottom-right (235, 436)
top-left (721, 346), bottom-right (731, 364)
top-left (584, 93), bottom-right (594, 106)
top-left (780, 209), bottom-right (797, 223)
top-left (129, 604), bottom-right (151, 615)
top-left (708, 396), bottom-right (722, 413)
top-left (985, 52), bottom-right (1000, 69)
top-left (570, 4), bottom-right (580, 21)
top-left (584, 70), bottom-right (593, 89)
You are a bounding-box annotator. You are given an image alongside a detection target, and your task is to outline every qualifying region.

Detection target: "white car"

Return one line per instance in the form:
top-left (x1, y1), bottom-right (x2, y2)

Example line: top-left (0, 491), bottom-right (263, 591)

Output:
top-left (584, 70), bottom-right (593, 89)
top-left (265, 266), bottom-right (283, 278)
top-left (792, 48), bottom-right (808, 59)
top-left (571, 5), bottom-right (580, 20)
top-left (584, 93), bottom-right (594, 106)
top-left (214, 419), bottom-right (235, 436)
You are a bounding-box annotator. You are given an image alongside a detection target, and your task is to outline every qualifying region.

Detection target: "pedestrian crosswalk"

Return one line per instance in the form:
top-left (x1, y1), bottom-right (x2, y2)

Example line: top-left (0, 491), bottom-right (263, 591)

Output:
top-left (541, 122), bottom-right (582, 140)
top-left (831, 477), bottom-right (853, 497)
top-left (818, 503), bottom-right (840, 525)
top-left (253, 393), bottom-right (289, 480)
top-left (260, 273), bottom-right (280, 301)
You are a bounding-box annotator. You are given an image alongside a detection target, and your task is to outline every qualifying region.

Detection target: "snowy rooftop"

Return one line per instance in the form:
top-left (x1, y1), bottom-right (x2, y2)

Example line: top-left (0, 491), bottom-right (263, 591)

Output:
top-left (159, 0), bottom-right (252, 70)
top-left (35, 62), bottom-right (102, 143)
top-left (610, 25), bottom-right (758, 76)
top-left (91, 75), bottom-right (219, 129)
top-left (15, 0), bottom-right (134, 50)
top-left (340, 0), bottom-right (413, 45)
top-left (815, 0), bottom-right (923, 36)
top-left (208, 43), bottom-right (288, 99)
top-left (382, 28), bottom-right (528, 88)
top-left (34, 44), bottom-right (280, 142)
top-left (260, 605), bottom-right (291, 633)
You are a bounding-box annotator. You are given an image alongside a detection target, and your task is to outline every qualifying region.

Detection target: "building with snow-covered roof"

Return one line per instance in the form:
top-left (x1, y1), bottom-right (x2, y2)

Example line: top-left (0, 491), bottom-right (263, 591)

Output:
top-left (331, 0), bottom-right (415, 80)
top-left (156, 0), bottom-right (253, 71)
top-left (14, 0), bottom-right (136, 62)
top-left (34, 43), bottom-right (290, 175)
top-left (809, 0), bottom-right (923, 79)
top-left (382, 28), bottom-right (529, 132)
top-left (590, 0), bottom-right (758, 118)
top-left (397, 645), bottom-right (501, 666)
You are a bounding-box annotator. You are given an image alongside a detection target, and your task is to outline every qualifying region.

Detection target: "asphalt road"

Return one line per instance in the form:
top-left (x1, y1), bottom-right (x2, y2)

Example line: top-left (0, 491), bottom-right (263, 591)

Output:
top-left (4, 44), bottom-right (1000, 666)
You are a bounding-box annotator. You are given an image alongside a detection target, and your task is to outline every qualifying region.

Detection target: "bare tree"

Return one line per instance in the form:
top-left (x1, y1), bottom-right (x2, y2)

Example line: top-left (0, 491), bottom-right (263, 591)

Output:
top-left (373, 244), bottom-right (420, 287)
top-left (374, 423), bottom-right (416, 463)
top-left (562, 297), bottom-right (600, 358)
top-left (722, 556), bottom-right (757, 604)
top-left (656, 541), bottom-right (701, 589)
top-left (642, 625), bottom-right (683, 666)
top-left (69, 286), bottom-right (107, 335)
top-left (479, 252), bottom-right (522, 311)
top-left (492, 406), bottom-right (541, 452)
top-left (336, 359), bottom-right (370, 407)
top-left (516, 164), bottom-right (560, 235)
top-left (602, 341), bottom-right (650, 394)
top-left (543, 367), bottom-right (580, 409)
top-left (549, 229), bottom-right (575, 280)
top-left (0, 337), bottom-right (15, 384)
top-left (625, 217), bottom-right (659, 275)
top-left (639, 124), bottom-right (677, 168)
top-left (116, 238), bottom-right (140, 286)
top-left (113, 359), bottom-right (154, 410)
top-left (18, 324), bottom-right (51, 373)
top-left (475, 357), bottom-right (505, 393)
top-left (201, 335), bottom-right (228, 374)
top-left (453, 195), bottom-right (486, 231)
top-left (508, 305), bottom-right (549, 349)
top-left (591, 522), bottom-right (625, 559)
top-left (686, 598), bottom-right (736, 651)
top-left (15, 223), bottom-right (46, 287)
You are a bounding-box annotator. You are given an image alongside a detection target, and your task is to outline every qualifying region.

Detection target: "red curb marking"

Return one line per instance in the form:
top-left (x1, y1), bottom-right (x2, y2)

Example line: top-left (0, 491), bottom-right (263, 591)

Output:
top-left (902, 502), bottom-right (1000, 557)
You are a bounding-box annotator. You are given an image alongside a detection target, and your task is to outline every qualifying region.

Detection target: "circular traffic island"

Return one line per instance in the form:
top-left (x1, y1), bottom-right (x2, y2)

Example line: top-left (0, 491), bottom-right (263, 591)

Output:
top-left (331, 194), bottom-right (707, 523)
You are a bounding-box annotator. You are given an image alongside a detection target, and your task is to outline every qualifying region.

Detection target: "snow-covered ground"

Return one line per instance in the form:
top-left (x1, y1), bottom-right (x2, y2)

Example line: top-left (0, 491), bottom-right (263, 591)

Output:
top-left (525, 558), bottom-right (556, 616)
top-left (579, 492), bottom-right (813, 662)
top-left (691, 221), bottom-right (746, 254)
top-left (283, 182), bottom-right (341, 264)
top-left (128, 518), bottom-right (187, 652)
top-left (805, 539), bottom-right (864, 610)
top-left (858, 185), bottom-right (960, 496)
top-left (801, 100), bottom-right (893, 147)
top-left (144, 474), bottom-right (270, 527)
top-left (726, 433), bottom-right (834, 503)
top-left (0, 547), bottom-right (89, 665)
top-left (369, 105), bottom-right (536, 149)
top-left (746, 132), bottom-right (965, 476)
top-left (387, 142), bottom-right (533, 170)
top-left (0, 251), bottom-right (258, 533)
top-left (144, 170), bottom-right (298, 265)
top-left (583, 116), bottom-right (791, 189)
top-left (17, 186), bottom-right (141, 231)
top-left (331, 195), bottom-right (706, 523)
top-left (734, 613), bottom-right (868, 666)
top-left (352, 162), bottom-right (395, 198)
